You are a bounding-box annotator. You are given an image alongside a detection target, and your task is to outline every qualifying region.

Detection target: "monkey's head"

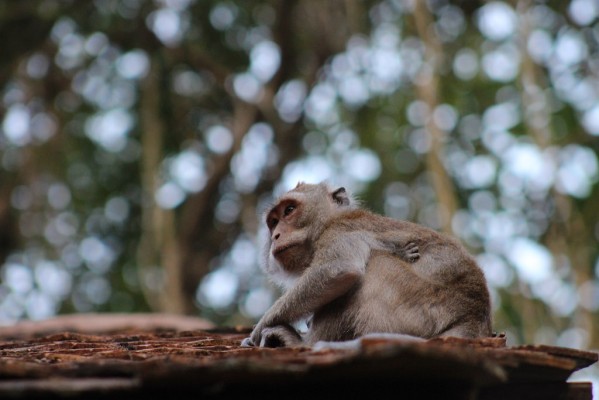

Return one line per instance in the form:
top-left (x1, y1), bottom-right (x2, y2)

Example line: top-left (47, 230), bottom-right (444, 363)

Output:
top-left (262, 182), bottom-right (355, 286)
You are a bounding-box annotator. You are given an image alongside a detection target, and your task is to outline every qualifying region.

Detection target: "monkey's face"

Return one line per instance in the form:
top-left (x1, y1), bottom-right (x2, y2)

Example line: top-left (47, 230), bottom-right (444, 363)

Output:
top-left (264, 183), bottom-right (353, 274)
top-left (266, 197), bottom-right (311, 273)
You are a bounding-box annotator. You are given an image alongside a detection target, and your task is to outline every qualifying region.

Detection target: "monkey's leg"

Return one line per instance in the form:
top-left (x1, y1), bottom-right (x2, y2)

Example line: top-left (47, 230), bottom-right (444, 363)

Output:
top-left (437, 320), bottom-right (491, 339)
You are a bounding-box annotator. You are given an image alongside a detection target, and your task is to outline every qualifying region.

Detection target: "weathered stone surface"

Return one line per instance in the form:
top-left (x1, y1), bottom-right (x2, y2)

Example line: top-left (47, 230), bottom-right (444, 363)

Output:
top-left (0, 319), bottom-right (595, 399)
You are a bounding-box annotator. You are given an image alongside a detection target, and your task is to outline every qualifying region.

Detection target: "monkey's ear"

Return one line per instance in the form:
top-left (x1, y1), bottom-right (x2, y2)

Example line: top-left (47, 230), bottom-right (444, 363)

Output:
top-left (332, 187), bottom-right (350, 206)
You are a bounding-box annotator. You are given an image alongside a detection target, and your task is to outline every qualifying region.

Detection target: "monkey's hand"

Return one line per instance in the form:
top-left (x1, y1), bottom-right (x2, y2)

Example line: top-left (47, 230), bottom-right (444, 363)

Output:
top-left (377, 232), bottom-right (420, 263)
top-left (393, 241), bottom-right (420, 262)
top-left (248, 319), bottom-right (266, 346)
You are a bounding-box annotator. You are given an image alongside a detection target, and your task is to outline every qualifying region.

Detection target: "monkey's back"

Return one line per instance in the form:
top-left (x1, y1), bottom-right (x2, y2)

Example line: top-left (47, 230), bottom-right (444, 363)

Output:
top-left (310, 210), bottom-right (492, 341)
top-left (358, 252), bottom-right (490, 338)
top-left (328, 209), bottom-right (489, 284)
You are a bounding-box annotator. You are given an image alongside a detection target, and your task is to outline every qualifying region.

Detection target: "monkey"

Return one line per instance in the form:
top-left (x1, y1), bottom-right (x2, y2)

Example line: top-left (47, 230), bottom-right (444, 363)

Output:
top-left (242, 182), bottom-right (492, 348)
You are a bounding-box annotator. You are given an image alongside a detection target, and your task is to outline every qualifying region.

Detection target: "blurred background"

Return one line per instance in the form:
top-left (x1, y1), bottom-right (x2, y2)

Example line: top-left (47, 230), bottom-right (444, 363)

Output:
top-left (0, 0), bottom-right (598, 382)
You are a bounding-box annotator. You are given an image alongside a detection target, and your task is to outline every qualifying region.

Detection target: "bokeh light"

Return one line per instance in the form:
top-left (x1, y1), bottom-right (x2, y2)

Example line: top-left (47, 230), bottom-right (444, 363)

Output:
top-left (0, 5), bottom-right (598, 392)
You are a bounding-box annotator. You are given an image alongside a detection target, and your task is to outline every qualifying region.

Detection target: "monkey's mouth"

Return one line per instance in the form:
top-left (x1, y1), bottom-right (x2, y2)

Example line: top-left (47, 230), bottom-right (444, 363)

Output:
top-left (272, 243), bottom-right (299, 258)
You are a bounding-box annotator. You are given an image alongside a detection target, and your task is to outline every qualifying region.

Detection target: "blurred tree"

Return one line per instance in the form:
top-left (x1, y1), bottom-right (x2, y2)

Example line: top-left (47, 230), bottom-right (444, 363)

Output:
top-left (0, 0), bottom-right (374, 320)
top-left (0, 1), bottom-right (598, 373)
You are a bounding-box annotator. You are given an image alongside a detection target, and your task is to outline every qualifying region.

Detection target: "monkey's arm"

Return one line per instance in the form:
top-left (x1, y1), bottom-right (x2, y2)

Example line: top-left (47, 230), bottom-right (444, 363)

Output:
top-left (249, 232), bottom-right (371, 347)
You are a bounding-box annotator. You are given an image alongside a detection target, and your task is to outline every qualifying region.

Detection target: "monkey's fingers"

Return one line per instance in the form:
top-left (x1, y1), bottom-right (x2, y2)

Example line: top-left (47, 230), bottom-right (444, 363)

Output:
top-left (240, 337), bottom-right (255, 347)
top-left (405, 242), bottom-right (420, 262)
top-left (249, 324), bottom-right (264, 347)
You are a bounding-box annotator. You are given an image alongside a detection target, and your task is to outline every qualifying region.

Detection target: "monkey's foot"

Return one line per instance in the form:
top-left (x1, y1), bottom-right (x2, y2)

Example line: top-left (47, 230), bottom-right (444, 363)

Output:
top-left (259, 325), bottom-right (302, 348)
top-left (240, 337), bottom-right (254, 347)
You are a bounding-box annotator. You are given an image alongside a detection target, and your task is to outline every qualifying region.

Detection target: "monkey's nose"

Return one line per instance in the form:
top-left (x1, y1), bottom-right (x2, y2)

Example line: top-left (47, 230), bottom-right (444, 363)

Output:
top-left (274, 233), bottom-right (280, 240)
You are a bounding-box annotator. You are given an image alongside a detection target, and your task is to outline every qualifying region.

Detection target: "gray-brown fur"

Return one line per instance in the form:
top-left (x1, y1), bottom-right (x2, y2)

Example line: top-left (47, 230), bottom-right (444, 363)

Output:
top-left (243, 182), bottom-right (492, 347)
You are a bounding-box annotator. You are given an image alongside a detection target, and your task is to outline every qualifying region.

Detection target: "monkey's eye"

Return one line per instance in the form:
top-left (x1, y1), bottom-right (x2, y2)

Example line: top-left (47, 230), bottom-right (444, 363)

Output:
top-left (283, 205), bottom-right (295, 217)
top-left (269, 218), bottom-right (279, 229)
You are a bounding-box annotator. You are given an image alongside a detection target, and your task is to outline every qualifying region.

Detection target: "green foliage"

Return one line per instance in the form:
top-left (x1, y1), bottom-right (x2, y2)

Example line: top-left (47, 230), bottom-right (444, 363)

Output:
top-left (0, 2), bottom-right (598, 369)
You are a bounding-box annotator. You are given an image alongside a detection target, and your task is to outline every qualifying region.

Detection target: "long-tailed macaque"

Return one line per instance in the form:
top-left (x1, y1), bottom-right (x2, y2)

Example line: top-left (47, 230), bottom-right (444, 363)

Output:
top-left (242, 182), bottom-right (492, 348)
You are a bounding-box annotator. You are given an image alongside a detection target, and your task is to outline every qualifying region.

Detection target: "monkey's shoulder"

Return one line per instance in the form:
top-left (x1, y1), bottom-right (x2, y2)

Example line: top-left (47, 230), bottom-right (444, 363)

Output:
top-left (326, 209), bottom-right (437, 236)
top-left (324, 210), bottom-right (468, 255)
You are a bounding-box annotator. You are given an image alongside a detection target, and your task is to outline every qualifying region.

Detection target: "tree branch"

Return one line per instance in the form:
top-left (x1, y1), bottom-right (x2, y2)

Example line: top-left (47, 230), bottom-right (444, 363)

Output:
top-left (412, 1), bottom-right (458, 233)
